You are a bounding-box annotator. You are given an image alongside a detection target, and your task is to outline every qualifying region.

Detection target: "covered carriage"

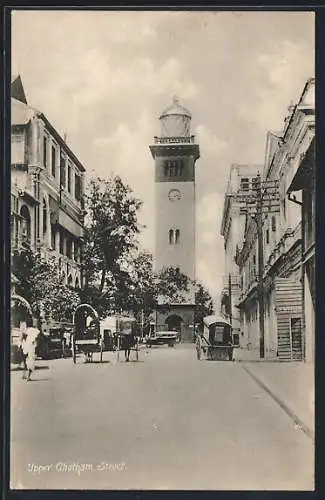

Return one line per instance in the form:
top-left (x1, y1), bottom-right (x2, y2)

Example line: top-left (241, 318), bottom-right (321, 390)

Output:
top-left (197, 315), bottom-right (235, 361)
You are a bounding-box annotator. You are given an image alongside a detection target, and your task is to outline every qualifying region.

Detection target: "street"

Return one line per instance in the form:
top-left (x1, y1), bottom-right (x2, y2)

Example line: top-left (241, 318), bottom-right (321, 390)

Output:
top-left (11, 345), bottom-right (314, 490)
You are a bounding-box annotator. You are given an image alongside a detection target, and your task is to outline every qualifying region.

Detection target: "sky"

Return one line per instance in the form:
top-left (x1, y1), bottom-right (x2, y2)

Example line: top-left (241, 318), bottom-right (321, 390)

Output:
top-left (11, 10), bottom-right (315, 304)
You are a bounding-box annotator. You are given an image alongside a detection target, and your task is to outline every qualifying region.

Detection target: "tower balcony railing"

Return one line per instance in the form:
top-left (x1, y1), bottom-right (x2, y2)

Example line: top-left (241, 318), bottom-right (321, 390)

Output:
top-left (153, 136), bottom-right (196, 145)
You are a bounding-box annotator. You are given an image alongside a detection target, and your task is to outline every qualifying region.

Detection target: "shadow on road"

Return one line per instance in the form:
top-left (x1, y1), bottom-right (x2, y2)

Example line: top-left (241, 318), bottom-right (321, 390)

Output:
top-left (24, 378), bottom-right (50, 382)
top-left (11, 365), bottom-right (50, 371)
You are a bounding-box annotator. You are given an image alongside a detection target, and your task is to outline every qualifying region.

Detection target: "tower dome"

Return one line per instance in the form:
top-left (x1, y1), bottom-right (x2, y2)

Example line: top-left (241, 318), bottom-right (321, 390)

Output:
top-left (159, 96), bottom-right (192, 138)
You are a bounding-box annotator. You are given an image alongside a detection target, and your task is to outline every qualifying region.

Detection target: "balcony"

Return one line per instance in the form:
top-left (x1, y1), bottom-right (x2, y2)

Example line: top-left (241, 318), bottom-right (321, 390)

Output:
top-left (153, 136), bottom-right (196, 145)
top-left (264, 222), bottom-right (302, 274)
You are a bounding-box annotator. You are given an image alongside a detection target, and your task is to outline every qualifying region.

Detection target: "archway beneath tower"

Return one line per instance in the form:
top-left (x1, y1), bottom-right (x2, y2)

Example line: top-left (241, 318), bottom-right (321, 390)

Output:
top-left (165, 314), bottom-right (183, 333)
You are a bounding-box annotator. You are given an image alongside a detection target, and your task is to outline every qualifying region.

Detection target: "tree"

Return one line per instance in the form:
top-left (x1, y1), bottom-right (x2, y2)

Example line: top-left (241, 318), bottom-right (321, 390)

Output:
top-left (12, 245), bottom-right (80, 323)
top-left (156, 266), bottom-right (192, 309)
top-left (123, 250), bottom-right (158, 322)
top-left (81, 175), bottom-right (143, 317)
top-left (194, 283), bottom-right (214, 327)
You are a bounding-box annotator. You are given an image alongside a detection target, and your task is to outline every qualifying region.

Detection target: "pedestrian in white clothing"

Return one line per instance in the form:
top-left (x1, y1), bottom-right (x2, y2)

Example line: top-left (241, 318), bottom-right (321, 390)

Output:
top-left (22, 327), bottom-right (39, 381)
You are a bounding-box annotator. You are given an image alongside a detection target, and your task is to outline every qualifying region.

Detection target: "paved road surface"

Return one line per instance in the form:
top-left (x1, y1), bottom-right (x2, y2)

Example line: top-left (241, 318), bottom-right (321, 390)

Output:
top-left (11, 345), bottom-right (314, 490)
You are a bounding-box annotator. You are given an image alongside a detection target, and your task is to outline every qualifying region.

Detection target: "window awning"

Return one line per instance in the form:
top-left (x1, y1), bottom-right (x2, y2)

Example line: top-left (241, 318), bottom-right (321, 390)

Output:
top-left (58, 210), bottom-right (83, 238)
top-left (49, 196), bottom-right (83, 238)
top-left (287, 165), bottom-right (311, 193)
top-left (287, 138), bottom-right (315, 193)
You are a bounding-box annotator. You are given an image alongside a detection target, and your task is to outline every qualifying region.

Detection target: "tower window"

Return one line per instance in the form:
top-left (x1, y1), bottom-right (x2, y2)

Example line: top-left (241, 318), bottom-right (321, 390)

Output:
top-left (169, 229), bottom-right (174, 244)
top-left (175, 229), bottom-right (180, 244)
top-left (164, 160), bottom-right (184, 177)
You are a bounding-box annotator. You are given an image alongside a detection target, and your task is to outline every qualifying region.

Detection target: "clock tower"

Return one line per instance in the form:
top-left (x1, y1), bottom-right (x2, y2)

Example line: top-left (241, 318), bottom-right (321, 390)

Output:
top-left (149, 97), bottom-right (200, 341)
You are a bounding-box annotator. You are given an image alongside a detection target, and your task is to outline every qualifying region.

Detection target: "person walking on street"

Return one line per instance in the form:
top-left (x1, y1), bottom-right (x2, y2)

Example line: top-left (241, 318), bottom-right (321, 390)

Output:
top-left (23, 327), bottom-right (39, 381)
top-left (196, 331), bottom-right (203, 360)
top-left (19, 331), bottom-right (28, 378)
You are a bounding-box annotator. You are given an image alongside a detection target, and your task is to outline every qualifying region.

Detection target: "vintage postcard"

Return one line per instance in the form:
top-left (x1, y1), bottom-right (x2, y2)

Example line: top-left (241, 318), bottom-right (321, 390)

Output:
top-left (9, 9), bottom-right (315, 491)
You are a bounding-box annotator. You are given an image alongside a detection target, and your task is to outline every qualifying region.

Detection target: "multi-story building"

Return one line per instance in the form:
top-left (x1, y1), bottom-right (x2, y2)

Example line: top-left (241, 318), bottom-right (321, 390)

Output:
top-left (11, 75), bottom-right (85, 296)
top-left (235, 78), bottom-right (315, 360)
top-left (287, 78), bottom-right (315, 363)
top-left (220, 164), bottom-right (261, 343)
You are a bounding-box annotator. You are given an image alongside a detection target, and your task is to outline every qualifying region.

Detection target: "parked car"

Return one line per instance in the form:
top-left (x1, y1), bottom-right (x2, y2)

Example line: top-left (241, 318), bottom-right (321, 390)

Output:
top-left (147, 329), bottom-right (178, 347)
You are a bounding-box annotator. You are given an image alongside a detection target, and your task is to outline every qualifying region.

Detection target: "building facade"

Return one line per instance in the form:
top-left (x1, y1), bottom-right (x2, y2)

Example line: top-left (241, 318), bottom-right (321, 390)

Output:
top-left (220, 164), bottom-right (261, 343)
top-left (149, 97), bottom-right (200, 341)
top-left (234, 78), bottom-right (315, 360)
top-left (11, 75), bottom-right (85, 310)
top-left (287, 78), bottom-right (315, 362)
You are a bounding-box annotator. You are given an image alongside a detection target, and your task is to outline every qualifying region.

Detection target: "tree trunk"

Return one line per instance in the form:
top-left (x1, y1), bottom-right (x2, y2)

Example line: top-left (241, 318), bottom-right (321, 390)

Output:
top-left (99, 269), bottom-right (106, 293)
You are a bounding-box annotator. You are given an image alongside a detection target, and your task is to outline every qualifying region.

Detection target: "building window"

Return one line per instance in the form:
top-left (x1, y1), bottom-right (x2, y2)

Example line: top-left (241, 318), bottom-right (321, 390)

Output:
top-left (175, 229), bottom-right (180, 244)
top-left (266, 228), bottom-right (270, 244)
top-left (67, 164), bottom-right (71, 193)
top-left (43, 199), bottom-right (47, 235)
top-left (51, 145), bottom-right (56, 177)
top-left (74, 241), bottom-right (79, 261)
top-left (11, 194), bottom-right (18, 214)
top-left (251, 177), bottom-right (259, 191)
top-left (66, 237), bottom-right (72, 259)
top-left (169, 229), bottom-right (174, 244)
top-left (51, 225), bottom-right (56, 250)
top-left (75, 173), bottom-right (81, 201)
top-left (271, 215), bottom-right (276, 232)
top-left (19, 205), bottom-right (31, 244)
top-left (43, 137), bottom-right (47, 168)
top-left (60, 154), bottom-right (66, 188)
top-left (59, 230), bottom-right (64, 254)
top-left (240, 178), bottom-right (249, 191)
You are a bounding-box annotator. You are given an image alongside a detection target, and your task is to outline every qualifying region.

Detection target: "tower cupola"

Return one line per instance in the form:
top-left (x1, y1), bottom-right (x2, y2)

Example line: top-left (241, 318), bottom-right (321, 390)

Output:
top-left (159, 96), bottom-right (192, 138)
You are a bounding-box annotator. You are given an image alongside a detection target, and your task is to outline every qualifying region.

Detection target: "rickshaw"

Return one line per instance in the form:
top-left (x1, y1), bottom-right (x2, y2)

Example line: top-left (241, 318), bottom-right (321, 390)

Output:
top-left (115, 316), bottom-right (141, 362)
top-left (72, 319), bottom-right (103, 364)
top-left (197, 315), bottom-right (235, 361)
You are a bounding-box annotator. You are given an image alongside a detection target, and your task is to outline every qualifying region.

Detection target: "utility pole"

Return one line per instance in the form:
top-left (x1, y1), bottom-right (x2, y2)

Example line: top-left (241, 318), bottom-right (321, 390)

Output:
top-left (232, 174), bottom-right (279, 359)
top-left (228, 273), bottom-right (232, 325)
top-left (255, 174), bottom-right (265, 359)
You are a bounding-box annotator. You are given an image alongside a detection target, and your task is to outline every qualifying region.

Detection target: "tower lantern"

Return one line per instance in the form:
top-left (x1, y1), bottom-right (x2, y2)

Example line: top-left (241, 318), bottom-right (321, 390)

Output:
top-left (159, 95), bottom-right (192, 138)
top-left (149, 97), bottom-right (200, 342)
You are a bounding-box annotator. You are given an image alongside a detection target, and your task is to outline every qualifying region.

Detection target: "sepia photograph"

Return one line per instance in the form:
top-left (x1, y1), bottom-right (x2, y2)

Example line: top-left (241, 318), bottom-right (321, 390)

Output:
top-left (9, 9), bottom-right (315, 490)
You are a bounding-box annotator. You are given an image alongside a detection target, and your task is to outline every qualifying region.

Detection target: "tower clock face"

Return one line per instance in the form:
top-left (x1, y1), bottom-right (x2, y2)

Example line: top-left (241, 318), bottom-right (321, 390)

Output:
top-left (168, 189), bottom-right (182, 201)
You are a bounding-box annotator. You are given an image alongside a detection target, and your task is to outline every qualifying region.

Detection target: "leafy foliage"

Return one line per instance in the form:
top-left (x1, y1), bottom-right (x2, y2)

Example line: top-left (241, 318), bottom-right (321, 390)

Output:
top-left (12, 245), bottom-right (80, 322)
top-left (194, 282), bottom-right (214, 326)
top-left (81, 175), bottom-right (143, 317)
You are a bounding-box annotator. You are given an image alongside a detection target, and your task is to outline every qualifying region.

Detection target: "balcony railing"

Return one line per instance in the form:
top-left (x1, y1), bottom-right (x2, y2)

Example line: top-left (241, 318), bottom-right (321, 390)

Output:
top-left (264, 222), bottom-right (302, 273)
top-left (153, 136), bottom-right (196, 145)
